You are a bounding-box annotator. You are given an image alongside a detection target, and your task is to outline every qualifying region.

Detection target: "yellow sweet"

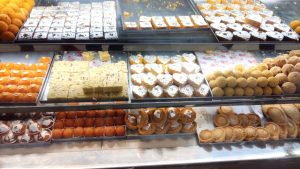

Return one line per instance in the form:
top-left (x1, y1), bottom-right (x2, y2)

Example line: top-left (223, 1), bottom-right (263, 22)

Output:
top-left (290, 20), bottom-right (300, 30)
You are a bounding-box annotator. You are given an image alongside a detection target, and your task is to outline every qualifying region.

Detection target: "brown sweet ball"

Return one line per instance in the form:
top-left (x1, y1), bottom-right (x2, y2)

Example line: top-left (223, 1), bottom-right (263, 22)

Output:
top-left (56, 112), bottom-right (66, 120)
top-left (254, 87), bottom-right (264, 96)
top-left (74, 127), bottom-right (84, 138)
top-left (234, 87), bottom-right (244, 96)
top-left (251, 70), bottom-right (262, 78)
top-left (279, 54), bottom-right (290, 60)
top-left (95, 110), bottom-right (106, 118)
top-left (226, 76), bottom-right (237, 88)
top-left (267, 77), bottom-right (279, 87)
top-left (275, 73), bottom-right (288, 85)
top-left (257, 77), bottom-right (268, 87)
top-left (272, 86), bottom-right (283, 95)
top-left (224, 87), bottom-right (235, 97)
top-left (282, 64), bottom-right (295, 75)
top-left (105, 117), bottom-right (115, 126)
top-left (223, 70), bottom-right (235, 78)
top-left (263, 58), bottom-right (275, 69)
top-left (212, 87), bottom-right (224, 97)
top-left (84, 118), bottom-right (95, 127)
top-left (116, 126), bottom-right (126, 136)
top-left (52, 129), bottom-right (63, 139)
top-left (247, 77), bottom-right (257, 88)
top-left (209, 80), bottom-right (217, 88)
top-left (213, 70), bottom-right (224, 77)
top-left (66, 111), bottom-right (76, 119)
top-left (206, 73), bottom-right (216, 81)
top-left (86, 111), bottom-right (96, 118)
top-left (263, 87), bottom-right (273, 96)
top-left (261, 70), bottom-right (273, 78)
top-left (274, 57), bottom-right (286, 67)
top-left (237, 77), bottom-right (248, 88)
top-left (76, 111), bottom-right (86, 118)
top-left (234, 71), bottom-right (243, 79)
top-left (115, 109), bottom-right (125, 117)
top-left (215, 76), bottom-right (227, 88)
top-left (295, 63), bottom-right (300, 72)
top-left (53, 120), bottom-right (64, 129)
top-left (94, 127), bottom-right (104, 137)
top-left (270, 66), bottom-right (282, 75)
top-left (289, 50), bottom-right (300, 57)
top-left (75, 118), bottom-right (85, 127)
top-left (243, 70), bottom-right (252, 79)
top-left (288, 72), bottom-right (300, 84)
top-left (287, 56), bottom-right (300, 65)
top-left (95, 118), bottom-right (105, 127)
top-left (105, 126), bottom-right (116, 137)
top-left (282, 82), bottom-right (297, 94)
top-left (64, 119), bottom-right (75, 127)
top-left (106, 109), bottom-right (115, 117)
top-left (234, 64), bottom-right (244, 73)
top-left (63, 128), bottom-right (74, 138)
top-left (115, 116), bottom-right (125, 125)
top-left (244, 87), bottom-right (254, 96)
top-left (256, 63), bottom-right (268, 71)
top-left (84, 127), bottom-right (95, 137)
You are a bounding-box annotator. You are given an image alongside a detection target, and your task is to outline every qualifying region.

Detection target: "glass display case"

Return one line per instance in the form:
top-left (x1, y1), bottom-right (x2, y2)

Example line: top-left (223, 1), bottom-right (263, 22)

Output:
top-left (0, 0), bottom-right (300, 168)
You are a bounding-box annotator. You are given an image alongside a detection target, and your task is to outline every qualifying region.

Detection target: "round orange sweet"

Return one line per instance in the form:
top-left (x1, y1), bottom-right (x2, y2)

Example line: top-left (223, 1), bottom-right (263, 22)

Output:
top-left (10, 70), bottom-right (21, 77)
top-left (31, 77), bottom-right (43, 85)
top-left (11, 18), bottom-right (22, 28)
top-left (66, 111), bottom-right (76, 119)
top-left (0, 31), bottom-right (15, 41)
top-left (36, 63), bottom-right (48, 70)
top-left (38, 57), bottom-right (51, 64)
top-left (4, 84), bottom-right (17, 93)
top-left (7, 24), bottom-right (19, 34)
top-left (56, 112), bottom-right (66, 120)
top-left (95, 118), bottom-right (105, 127)
top-left (94, 127), bottom-right (104, 137)
top-left (12, 93), bottom-right (25, 102)
top-left (0, 85), bottom-right (4, 92)
top-left (6, 3), bottom-right (19, 12)
top-left (64, 119), bottom-right (75, 127)
top-left (1, 7), bottom-right (14, 19)
top-left (25, 64), bottom-right (37, 70)
top-left (105, 117), bottom-right (115, 126)
top-left (3, 62), bottom-right (14, 69)
top-left (19, 77), bottom-right (30, 85)
top-left (16, 85), bottom-right (28, 93)
top-left (19, 8), bottom-right (29, 17)
top-left (0, 76), bottom-right (9, 85)
top-left (14, 63), bottom-right (25, 70)
top-left (83, 127), bottom-right (95, 137)
top-left (0, 14), bottom-right (11, 25)
top-left (1, 92), bottom-right (13, 102)
top-left (106, 109), bottom-right (115, 117)
top-left (84, 118), bottom-right (95, 127)
top-left (52, 129), bottom-right (63, 139)
top-left (74, 127), bottom-right (84, 138)
top-left (0, 69), bottom-right (10, 76)
top-left (104, 126), bottom-right (116, 137)
top-left (86, 111), bottom-right (96, 118)
top-left (76, 111), bottom-right (86, 118)
top-left (22, 2), bottom-right (32, 11)
top-left (295, 26), bottom-right (300, 35)
top-left (75, 118), bottom-right (85, 127)
top-left (24, 93), bottom-right (37, 102)
top-left (8, 77), bottom-right (20, 84)
top-left (290, 20), bottom-right (300, 30)
top-left (63, 128), bottom-right (74, 138)
top-left (115, 126), bottom-right (125, 136)
top-left (35, 69), bottom-right (46, 77)
top-left (28, 84), bottom-right (40, 93)
top-left (14, 12), bottom-right (26, 22)
top-left (53, 120), bottom-right (64, 129)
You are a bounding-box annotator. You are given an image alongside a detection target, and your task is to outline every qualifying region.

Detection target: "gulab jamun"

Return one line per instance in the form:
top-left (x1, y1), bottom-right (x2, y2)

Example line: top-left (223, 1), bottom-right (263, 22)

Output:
top-left (105, 117), bottom-right (115, 126)
top-left (63, 128), bottom-right (74, 138)
top-left (115, 126), bottom-right (125, 136)
top-left (115, 116), bottom-right (125, 125)
top-left (105, 126), bottom-right (116, 137)
top-left (76, 111), bottom-right (86, 118)
top-left (95, 118), bottom-right (105, 127)
top-left (74, 127), bottom-right (84, 138)
top-left (75, 118), bottom-right (85, 127)
top-left (53, 120), bottom-right (64, 129)
top-left (115, 109), bottom-right (125, 117)
top-left (86, 111), bottom-right (96, 118)
top-left (64, 119), bottom-right (75, 127)
top-left (85, 118), bottom-right (95, 127)
top-left (66, 111), bottom-right (76, 119)
top-left (95, 110), bottom-right (106, 118)
top-left (94, 127), bottom-right (104, 137)
top-left (52, 129), bottom-right (63, 139)
top-left (56, 112), bottom-right (66, 120)
top-left (106, 109), bottom-right (115, 117)
top-left (83, 127), bottom-right (94, 137)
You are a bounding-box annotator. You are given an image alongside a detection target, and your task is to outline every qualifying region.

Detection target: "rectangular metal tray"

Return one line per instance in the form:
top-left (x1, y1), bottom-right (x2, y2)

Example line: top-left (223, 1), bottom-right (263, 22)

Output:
top-left (39, 51), bottom-right (129, 104)
top-left (118, 0), bottom-right (210, 34)
top-left (0, 52), bottom-right (54, 106)
top-left (128, 51), bottom-right (212, 103)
